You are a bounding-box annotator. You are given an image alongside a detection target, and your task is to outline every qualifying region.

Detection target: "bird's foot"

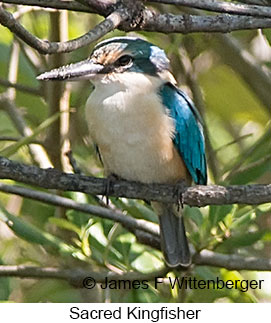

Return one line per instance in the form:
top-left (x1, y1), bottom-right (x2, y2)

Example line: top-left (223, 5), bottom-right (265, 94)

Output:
top-left (65, 150), bottom-right (83, 175)
top-left (173, 180), bottom-right (187, 211)
top-left (103, 173), bottom-right (121, 205)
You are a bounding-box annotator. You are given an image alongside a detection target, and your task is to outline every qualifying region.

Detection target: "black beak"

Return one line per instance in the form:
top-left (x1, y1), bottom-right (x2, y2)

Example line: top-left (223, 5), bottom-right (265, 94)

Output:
top-left (37, 59), bottom-right (104, 81)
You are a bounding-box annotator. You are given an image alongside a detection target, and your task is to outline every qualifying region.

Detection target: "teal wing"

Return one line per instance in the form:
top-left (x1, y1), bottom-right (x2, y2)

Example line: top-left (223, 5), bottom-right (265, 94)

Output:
top-left (159, 83), bottom-right (207, 185)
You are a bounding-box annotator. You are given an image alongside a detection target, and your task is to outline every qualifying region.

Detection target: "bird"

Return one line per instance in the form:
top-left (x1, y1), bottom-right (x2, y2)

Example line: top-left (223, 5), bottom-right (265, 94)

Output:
top-left (37, 36), bottom-right (207, 268)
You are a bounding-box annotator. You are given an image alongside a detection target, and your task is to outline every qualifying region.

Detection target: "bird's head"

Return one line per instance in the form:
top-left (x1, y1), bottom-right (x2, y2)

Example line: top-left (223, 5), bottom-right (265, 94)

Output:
top-left (37, 37), bottom-right (176, 89)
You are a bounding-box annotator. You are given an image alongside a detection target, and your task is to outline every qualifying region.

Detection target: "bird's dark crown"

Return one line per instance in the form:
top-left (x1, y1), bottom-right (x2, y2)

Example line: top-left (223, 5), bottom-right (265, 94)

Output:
top-left (90, 36), bottom-right (170, 75)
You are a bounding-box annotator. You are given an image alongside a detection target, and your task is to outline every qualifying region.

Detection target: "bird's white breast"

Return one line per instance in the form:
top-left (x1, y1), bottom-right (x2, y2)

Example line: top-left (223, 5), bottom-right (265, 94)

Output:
top-left (85, 73), bottom-right (188, 184)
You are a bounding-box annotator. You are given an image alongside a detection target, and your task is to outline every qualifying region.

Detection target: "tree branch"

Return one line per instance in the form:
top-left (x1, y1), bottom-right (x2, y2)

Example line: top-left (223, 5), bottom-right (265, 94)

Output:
top-left (4, 0), bottom-right (271, 19)
top-left (0, 136), bottom-right (43, 145)
top-left (149, 0), bottom-right (271, 19)
top-left (0, 156), bottom-right (270, 206)
top-left (76, 0), bottom-right (114, 14)
top-left (0, 265), bottom-right (169, 286)
top-left (2, 1), bottom-right (271, 55)
top-left (238, 0), bottom-right (271, 6)
top-left (141, 11), bottom-right (271, 33)
top-left (0, 77), bottom-right (42, 96)
top-left (213, 34), bottom-right (271, 114)
top-left (0, 249), bottom-right (270, 287)
top-left (0, 265), bottom-right (165, 287)
top-left (1, 0), bottom-right (96, 14)
top-left (194, 250), bottom-right (271, 271)
top-left (0, 181), bottom-right (160, 238)
top-left (1, 181), bottom-right (270, 274)
top-left (0, 4), bottom-right (128, 54)
top-left (0, 95), bottom-right (52, 168)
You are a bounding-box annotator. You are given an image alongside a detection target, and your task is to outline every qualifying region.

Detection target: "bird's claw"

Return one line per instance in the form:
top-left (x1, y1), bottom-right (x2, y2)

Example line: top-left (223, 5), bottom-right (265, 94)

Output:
top-left (65, 150), bottom-right (83, 175)
top-left (103, 174), bottom-right (119, 205)
top-left (174, 181), bottom-right (186, 211)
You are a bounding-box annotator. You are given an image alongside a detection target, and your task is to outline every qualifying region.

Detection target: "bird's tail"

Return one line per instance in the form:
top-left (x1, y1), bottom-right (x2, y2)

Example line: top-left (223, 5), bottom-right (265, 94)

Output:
top-left (152, 202), bottom-right (191, 268)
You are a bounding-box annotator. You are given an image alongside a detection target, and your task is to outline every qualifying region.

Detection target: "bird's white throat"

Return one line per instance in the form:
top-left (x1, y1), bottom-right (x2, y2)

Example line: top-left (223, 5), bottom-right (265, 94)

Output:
top-left (85, 72), bottom-right (187, 183)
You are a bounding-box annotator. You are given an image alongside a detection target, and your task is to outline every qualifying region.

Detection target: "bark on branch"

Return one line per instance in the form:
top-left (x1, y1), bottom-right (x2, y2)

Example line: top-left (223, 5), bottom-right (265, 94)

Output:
top-left (1, 180), bottom-right (270, 274)
top-left (0, 78), bottom-right (42, 96)
top-left (0, 249), bottom-right (270, 288)
top-left (0, 265), bottom-right (170, 286)
top-left (0, 181), bottom-right (160, 239)
top-left (150, 0), bottom-right (271, 19)
top-left (0, 156), bottom-right (270, 206)
top-left (0, 3), bottom-right (128, 54)
top-left (4, 0), bottom-right (271, 19)
top-left (2, 1), bottom-right (271, 55)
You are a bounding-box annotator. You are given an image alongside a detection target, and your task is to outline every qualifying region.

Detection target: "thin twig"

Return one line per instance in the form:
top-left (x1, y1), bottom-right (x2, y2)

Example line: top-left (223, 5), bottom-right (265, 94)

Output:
top-left (227, 155), bottom-right (271, 179)
top-left (177, 44), bottom-right (219, 182)
top-left (0, 182), bottom-right (160, 237)
top-left (44, 11), bottom-right (66, 170)
top-left (1, 0), bottom-right (95, 14)
top-left (149, 0), bottom-right (271, 19)
top-left (3, 0), bottom-right (271, 19)
top-left (0, 95), bottom-right (52, 168)
top-left (6, 39), bottom-right (19, 101)
top-left (12, 4), bottom-right (56, 20)
top-left (213, 34), bottom-right (271, 114)
top-left (194, 249), bottom-right (271, 271)
top-left (0, 136), bottom-right (43, 145)
top-left (141, 11), bottom-right (271, 33)
top-left (0, 248), bottom-right (271, 287)
top-left (238, 0), bottom-right (270, 6)
top-left (0, 156), bottom-right (270, 206)
top-left (0, 78), bottom-right (42, 96)
top-left (76, 0), bottom-right (114, 14)
top-left (2, 2), bottom-right (271, 47)
top-left (17, 39), bottom-right (45, 73)
top-left (223, 127), bottom-right (271, 180)
top-left (0, 4), bottom-right (128, 54)
top-left (1, 182), bottom-right (271, 273)
top-left (66, 150), bottom-right (83, 175)
top-left (0, 265), bottom-right (170, 286)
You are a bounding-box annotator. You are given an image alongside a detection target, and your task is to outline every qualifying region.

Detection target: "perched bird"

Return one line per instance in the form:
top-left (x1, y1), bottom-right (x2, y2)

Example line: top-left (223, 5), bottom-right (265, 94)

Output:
top-left (37, 37), bottom-right (207, 267)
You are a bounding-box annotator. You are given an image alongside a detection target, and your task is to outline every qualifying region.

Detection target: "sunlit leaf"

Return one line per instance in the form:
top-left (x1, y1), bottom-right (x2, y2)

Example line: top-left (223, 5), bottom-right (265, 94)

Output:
top-left (0, 112), bottom-right (60, 157)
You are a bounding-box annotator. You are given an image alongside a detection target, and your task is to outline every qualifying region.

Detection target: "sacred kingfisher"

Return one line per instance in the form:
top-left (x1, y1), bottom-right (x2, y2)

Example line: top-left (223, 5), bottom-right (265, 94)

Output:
top-left (37, 36), bottom-right (207, 267)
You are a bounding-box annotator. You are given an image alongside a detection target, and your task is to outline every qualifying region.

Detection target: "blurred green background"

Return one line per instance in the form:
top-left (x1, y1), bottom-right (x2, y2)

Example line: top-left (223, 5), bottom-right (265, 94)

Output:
top-left (0, 3), bottom-right (270, 303)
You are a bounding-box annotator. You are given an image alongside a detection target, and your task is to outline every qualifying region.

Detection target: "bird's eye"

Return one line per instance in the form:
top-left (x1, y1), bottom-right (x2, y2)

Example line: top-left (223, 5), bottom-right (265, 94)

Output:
top-left (115, 55), bottom-right (133, 67)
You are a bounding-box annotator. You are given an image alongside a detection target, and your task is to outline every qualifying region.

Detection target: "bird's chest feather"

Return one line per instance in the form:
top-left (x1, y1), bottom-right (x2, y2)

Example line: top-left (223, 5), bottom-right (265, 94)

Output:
top-left (85, 85), bottom-right (188, 183)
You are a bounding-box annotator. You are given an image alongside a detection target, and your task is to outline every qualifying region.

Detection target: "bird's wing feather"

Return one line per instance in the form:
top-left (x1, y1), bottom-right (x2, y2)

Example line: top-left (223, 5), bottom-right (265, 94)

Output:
top-left (159, 83), bottom-right (207, 185)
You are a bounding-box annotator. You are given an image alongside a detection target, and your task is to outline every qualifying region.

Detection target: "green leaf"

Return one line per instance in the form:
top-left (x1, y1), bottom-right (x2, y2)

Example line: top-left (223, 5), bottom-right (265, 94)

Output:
top-left (0, 258), bottom-right (10, 301)
top-left (48, 217), bottom-right (81, 236)
top-left (229, 155), bottom-right (271, 184)
top-left (0, 203), bottom-right (81, 257)
top-left (199, 64), bottom-right (269, 125)
top-left (223, 126), bottom-right (271, 182)
top-left (131, 251), bottom-right (163, 273)
top-left (0, 112), bottom-right (60, 157)
top-left (66, 209), bottom-right (91, 229)
top-left (262, 29), bottom-right (271, 47)
top-left (186, 207), bottom-right (204, 227)
top-left (219, 231), bottom-right (266, 250)
top-left (209, 205), bottom-right (233, 227)
top-left (113, 198), bottom-right (157, 223)
top-left (231, 209), bottom-right (256, 229)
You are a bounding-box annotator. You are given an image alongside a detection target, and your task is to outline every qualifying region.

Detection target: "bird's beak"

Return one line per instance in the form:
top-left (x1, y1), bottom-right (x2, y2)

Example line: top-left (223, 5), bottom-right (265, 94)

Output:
top-left (36, 59), bottom-right (104, 81)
